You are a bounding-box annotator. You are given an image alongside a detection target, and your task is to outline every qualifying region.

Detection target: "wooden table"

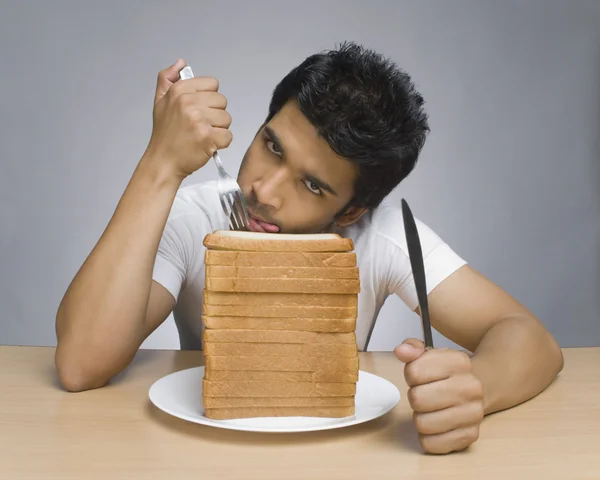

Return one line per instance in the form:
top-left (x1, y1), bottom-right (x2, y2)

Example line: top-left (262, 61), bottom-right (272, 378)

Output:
top-left (1, 346), bottom-right (598, 479)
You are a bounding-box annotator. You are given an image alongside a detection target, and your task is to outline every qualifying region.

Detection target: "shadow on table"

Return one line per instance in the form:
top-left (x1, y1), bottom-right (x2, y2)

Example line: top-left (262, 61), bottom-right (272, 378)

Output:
top-left (146, 401), bottom-right (423, 452)
top-left (147, 401), bottom-right (386, 445)
top-left (388, 417), bottom-right (423, 453)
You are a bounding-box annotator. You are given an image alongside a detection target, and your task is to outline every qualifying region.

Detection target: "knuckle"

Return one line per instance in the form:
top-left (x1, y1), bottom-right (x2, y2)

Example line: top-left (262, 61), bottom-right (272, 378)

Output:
top-left (222, 130), bottom-right (233, 147)
top-left (193, 106), bottom-right (208, 121)
top-left (458, 374), bottom-right (483, 402)
top-left (196, 123), bottom-right (212, 139)
top-left (452, 350), bottom-right (472, 372)
top-left (464, 426), bottom-right (480, 444)
top-left (404, 362), bottom-right (421, 386)
top-left (182, 103), bottom-right (196, 118)
top-left (417, 433), bottom-right (431, 452)
top-left (219, 93), bottom-right (228, 108)
top-left (419, 434), bottom-right (447, 455)
top-left (472, 401), bottom-right (484, 422)
top-left (413, 413), bottom-right (429, 434)
top-left (407, 387), bottom-right (422, 411)
top-left (469, 376), bottom-right (484, 400)
top-left (206, 76), bottom-right (219, 91)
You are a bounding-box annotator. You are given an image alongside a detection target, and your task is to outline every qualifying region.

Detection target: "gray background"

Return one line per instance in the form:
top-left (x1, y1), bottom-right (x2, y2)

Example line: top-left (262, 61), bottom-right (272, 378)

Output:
top-left (1, 0), bottom-right (598, 350)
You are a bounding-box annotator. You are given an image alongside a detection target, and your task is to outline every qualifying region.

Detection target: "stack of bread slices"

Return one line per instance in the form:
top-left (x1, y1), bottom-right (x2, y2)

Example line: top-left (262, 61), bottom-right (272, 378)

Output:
top-left (201, 230), bottom-right (360, 420)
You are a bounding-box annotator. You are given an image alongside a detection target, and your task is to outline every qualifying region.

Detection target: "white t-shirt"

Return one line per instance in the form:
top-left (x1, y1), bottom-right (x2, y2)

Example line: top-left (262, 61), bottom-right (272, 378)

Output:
top-left (152, 181), bottom-right (467, 351)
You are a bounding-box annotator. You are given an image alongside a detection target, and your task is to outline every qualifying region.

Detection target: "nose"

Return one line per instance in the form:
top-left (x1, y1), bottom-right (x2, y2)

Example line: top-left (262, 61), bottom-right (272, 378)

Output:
top-left (251, 166), bottom-right (288, 211)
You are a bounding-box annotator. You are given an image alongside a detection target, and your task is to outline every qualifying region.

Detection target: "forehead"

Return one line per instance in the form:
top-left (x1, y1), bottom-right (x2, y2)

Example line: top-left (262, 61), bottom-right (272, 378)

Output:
top-left (266, 101), bottom-right (358, 195)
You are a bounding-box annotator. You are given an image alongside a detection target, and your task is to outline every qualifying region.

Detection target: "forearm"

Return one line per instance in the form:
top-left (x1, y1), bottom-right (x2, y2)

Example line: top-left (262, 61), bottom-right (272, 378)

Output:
top-left (471, 314), bottom-right (564, 415)
top-left (55, 154), bottom-right (181, 388)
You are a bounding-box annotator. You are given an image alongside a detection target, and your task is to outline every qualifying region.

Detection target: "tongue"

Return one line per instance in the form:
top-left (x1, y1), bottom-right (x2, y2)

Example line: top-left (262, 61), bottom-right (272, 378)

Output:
top-left (258, 219), bottom-right (280, 233)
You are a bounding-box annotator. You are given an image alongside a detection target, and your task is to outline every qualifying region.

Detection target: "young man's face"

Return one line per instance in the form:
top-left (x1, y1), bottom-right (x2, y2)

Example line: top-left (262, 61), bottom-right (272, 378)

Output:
top-left (237, 101), bottom-right (365, 234)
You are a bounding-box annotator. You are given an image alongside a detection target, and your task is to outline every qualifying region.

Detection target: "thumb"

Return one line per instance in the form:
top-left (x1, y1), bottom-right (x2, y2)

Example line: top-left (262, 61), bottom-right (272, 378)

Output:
top-left (154, 58), bottom-right (187, 104)
top-left (393, 338), bottom-right (425, 364)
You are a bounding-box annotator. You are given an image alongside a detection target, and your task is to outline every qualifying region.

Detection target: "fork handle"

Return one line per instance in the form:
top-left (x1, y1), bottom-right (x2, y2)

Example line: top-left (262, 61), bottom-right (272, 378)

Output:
top-left (212, 152), bottom-right (227, 176)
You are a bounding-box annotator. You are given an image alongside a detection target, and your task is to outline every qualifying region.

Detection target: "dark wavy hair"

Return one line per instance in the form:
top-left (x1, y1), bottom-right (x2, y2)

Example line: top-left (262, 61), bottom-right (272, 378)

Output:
top-left (266, 41), bottom-right (430, 209)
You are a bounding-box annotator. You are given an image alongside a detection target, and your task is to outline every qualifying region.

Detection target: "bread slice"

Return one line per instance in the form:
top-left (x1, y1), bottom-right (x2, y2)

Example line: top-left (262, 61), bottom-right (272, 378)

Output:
top-left (206, 266), bottom-right (359, 279)
top-left (203, 379), bottom-right (356, 397)
top-left (203, 396), bottom-right (355, 408)
top-left (203, 291), bottom-right (358, 307)
top-left (203, 369), bottom-right (359, 383)
top-left (202, 304), bottom-right (357, 319)
top-left (205, 277), bottom-right (360, 294)
top-left (202, 316), bottom-right (356, 333)
top-left (205, 355), bottom-right (359, 372)
top-left (203, 230), bottom-right (354, 252)
top-left (204, 406), bottom-right (354, 419)
top-left (203, 341), bottom-right (357, 358)
top-left (205, 250), bottom-right (357, 268)
top-left (203, 329), bottom-right (356, 345)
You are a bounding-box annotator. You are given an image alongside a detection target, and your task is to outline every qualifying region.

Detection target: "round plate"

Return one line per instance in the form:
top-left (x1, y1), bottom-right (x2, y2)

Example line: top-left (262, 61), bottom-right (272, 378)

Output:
top-left (148, 367), bottom-right (400, 433)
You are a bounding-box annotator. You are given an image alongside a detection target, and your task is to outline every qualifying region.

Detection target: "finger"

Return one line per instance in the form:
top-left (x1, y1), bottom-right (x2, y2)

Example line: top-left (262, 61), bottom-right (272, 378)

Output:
top-left (203, 108), bottom-right (232, 129)
top-left (413, 401), bottom-right (484, 435)
top-left (169, 76), bottom-right (220, 98)
top-left (211, 127), bottom-right (233, 150)
top-left (155, 59), bottom-right (187, 104)
top-left (404, 349), bottom-right (471, 387)
top-left (407, 374), bottom-right (484, 412)
top-left (393, 338), bottom-right (425, 364)
top-left (201, 92), bottom-right (228, 109)
top-left (418, 426), bottom-right (480, 455)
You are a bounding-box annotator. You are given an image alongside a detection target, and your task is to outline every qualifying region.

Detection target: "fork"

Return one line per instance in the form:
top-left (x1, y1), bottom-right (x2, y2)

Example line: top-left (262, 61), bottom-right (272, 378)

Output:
top-left (179, 66), bottom-right (250, 231)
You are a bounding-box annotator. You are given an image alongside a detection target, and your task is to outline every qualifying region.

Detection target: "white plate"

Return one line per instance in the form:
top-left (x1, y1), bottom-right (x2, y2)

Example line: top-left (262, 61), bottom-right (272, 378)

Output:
top-left (148, 367), bottom-right (400, 433)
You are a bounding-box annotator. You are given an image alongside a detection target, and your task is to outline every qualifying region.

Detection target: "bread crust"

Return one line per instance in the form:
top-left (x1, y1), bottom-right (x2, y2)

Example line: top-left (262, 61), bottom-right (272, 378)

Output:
top-left (203, 230), bottom-right (354, 252)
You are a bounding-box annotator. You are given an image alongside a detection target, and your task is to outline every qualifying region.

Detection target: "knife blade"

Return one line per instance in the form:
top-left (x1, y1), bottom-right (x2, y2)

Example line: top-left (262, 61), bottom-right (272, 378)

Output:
top-left (401, 198), bottom-right (434, 350)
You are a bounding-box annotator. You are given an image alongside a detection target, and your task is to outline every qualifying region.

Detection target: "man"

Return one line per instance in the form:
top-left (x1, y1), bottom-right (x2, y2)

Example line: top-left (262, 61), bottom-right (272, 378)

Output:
top-left (55, 42), bottom-right (563, 454)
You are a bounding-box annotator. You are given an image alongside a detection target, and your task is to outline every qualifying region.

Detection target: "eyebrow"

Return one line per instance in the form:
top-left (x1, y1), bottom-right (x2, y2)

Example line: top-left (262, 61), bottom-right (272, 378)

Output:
top-left (264, 126), bottom-right (339, 196)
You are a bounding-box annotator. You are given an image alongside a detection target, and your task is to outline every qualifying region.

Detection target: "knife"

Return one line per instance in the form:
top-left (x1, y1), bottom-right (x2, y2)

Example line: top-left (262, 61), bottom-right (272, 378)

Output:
top-left (401, 198), bottom-right (434, 350)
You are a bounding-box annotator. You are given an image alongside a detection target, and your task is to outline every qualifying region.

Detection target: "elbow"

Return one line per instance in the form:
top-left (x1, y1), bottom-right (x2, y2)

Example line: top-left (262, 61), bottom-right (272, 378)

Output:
top-left (54, 307), bottom-right (110, 392)
top-left (54, 344), bottom-right (109, 393)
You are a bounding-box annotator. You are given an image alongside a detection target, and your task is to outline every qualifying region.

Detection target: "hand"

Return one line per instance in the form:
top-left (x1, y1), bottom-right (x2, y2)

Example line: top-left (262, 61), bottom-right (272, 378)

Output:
top-left (145, 59), bottom-right (233, 179)
top-left (394, 338), bottom-right (484, 454)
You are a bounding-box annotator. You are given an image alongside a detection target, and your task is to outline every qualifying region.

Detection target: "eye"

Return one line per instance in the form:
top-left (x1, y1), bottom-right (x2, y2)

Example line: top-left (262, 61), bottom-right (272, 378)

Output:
top-left (266, 140), bottom-right (281, 156)
top-left (303, 179), bottom-right (322, 195)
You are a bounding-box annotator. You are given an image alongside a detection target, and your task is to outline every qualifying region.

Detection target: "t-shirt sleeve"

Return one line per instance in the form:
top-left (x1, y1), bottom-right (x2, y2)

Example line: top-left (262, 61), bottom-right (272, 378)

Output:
top-left (152, 214), bottom-right (194, 303)
top-left (151, 183), bottom-right (225, 304)
top-left (381, 219), bottom-right (467, 311)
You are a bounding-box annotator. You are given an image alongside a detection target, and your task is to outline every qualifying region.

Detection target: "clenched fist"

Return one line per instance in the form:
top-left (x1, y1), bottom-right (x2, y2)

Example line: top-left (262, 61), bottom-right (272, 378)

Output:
top-left (394, 338), bottom-right (484, 454)
top-left (145, 59), bottom-right (233, 179)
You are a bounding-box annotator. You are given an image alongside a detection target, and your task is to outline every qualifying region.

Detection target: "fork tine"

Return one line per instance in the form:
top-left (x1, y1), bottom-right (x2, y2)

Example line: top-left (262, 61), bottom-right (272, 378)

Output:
top-left (219, 195), bottom-right (235, 229)
top-left (228, 192), bottom-right (244, 230)
top-left (224, 192), bottom-right (242, 231)
top-left (234, 190), bottom-right (251, 227)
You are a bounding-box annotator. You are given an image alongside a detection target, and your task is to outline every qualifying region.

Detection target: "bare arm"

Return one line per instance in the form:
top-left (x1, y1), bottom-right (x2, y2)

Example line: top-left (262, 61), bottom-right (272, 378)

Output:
top-left (422, 265), bottom-right (563, 413)
top-left (55, 59), bottom-right (232, 391)
top-left (55, 159), bottom-right (180, 392)
top-left (395, 264), bottom-right (563, 454)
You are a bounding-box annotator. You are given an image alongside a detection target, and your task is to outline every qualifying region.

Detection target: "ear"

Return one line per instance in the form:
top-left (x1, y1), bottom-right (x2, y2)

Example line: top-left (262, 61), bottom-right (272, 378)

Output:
top-left (335, 206), bottom-right (369, 227)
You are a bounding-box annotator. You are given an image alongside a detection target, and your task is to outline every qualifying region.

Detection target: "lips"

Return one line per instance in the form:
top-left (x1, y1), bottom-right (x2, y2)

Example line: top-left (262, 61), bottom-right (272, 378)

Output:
top-left (247, 213), bottom-right (280, 233)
